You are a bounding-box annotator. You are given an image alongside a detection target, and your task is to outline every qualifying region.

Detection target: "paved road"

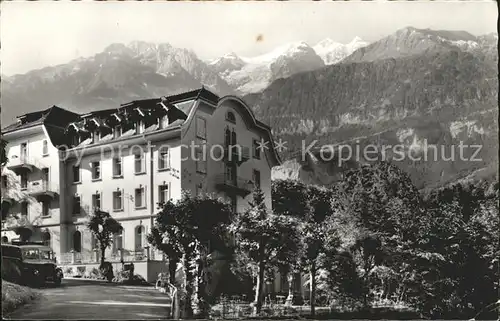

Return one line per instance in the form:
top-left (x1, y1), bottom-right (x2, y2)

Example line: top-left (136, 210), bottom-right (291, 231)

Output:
top-left (5, 278), bottom-right (172, 320)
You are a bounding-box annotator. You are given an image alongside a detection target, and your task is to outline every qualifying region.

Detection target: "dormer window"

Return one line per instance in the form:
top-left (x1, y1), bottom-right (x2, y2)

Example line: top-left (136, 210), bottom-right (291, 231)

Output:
top-left (136, 121), bottom-right (144, 134)
top-left (72, 135), bottom-right (80, 147)
top-left (93, 130), bottom-right (100, 143)
top-left (114, 125), bottom-right (122, 139)
top-left (226, 111), bottom-right (236, 124)
top-left (159, 115), bottom-right (169, 129)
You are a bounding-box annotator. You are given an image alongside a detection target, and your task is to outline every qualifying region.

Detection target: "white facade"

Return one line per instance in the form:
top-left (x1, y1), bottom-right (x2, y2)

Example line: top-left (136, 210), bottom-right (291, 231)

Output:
top-left (1, 123), bottom-right (66, 259)
top-left (1, 89), bottom-right (280, 268)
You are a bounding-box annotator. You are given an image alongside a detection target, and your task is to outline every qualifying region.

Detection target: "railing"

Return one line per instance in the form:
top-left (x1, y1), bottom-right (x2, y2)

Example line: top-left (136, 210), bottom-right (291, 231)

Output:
top-left (214, 174), bottom-right (254, 196)
top-left (28, 181), bottom-right (59, 195)
top-left (59, 247), bottom-right (166, 265)
top-left (6, 155), bottom-right (48, 171)
top-left (222, 145), bottom-right (250, 165)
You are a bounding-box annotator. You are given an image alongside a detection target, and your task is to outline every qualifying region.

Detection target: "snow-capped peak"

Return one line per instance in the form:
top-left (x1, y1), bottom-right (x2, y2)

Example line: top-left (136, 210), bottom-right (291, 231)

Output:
top-left (209, 52), bottom-right (242, 65)
top-left (313, 36), bottom-right (369, 65)
top-left (349, 36), bottom-right (364, 45)
top-left (242, 41), bottom-right (314, 64)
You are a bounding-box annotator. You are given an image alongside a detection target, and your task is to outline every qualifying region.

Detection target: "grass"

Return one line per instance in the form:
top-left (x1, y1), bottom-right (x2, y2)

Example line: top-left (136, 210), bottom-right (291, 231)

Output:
top-left (1, 280), bottom-right (39, 315)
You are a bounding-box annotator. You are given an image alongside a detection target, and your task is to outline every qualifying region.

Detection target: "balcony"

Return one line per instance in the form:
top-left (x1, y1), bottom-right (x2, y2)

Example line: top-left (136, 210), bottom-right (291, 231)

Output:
top-left (223, 145), bottom-right (250, 166)
top-left (28, 181), bottom-right (59, 201)
top-left (214, 174), bottom-right (253, 197)
top-left (6, 155), bottom-right (39, 174)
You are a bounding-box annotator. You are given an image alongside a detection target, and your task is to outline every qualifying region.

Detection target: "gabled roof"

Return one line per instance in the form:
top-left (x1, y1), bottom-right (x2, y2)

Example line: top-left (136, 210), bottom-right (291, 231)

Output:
top-left (2, 106), bottom-right (80, 137)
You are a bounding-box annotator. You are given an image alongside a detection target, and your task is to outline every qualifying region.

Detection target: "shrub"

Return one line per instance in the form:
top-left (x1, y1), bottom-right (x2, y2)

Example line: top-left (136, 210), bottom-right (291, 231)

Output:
top-left (99, 262), bottom-right (114, 281)
top-left (76, 266), bottom-right (86, 275)
top-left (2, 281), bottom-right (39, 315)
top-left (83, 267), bottom-right (105, 280)
top-left (64, 267), bottom-right (74, 276)
top-left (113, 270), bottom-right (149, 285)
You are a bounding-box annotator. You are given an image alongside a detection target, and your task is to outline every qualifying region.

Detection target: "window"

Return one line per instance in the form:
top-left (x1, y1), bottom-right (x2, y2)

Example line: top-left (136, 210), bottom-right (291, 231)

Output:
top-left (92, 193), bottom-right (101, 210)
top-left (73, 231), bottom-right (82, 252)
top-left (196, 183), bottom-right (203, 197)
top-left (196, 117), bottom-right (207, 140)
top-left (42, 201), bottom-right (50, 217)
top-left (73, 165), bottom-right (80, 183)
top-left (73, 195), bottom-right (81, 215)
top-left (135, 226), bottom-right (145, 251)
top-left (41, 168), bottom-right (49, 183)
top-left (253, 139), bottom-right (261, 159)
top-left (224, 128), bottom-right (231, 146)
top-left (113, 158), bottom-right (122, 177)
top-left (20, 143), bottom-right (27, 161)
top-left (253, 170), bottom-right (261, 189)
top-left (135, 186), bottom-right (145, 209)
top-left (20, 173), bottom-right (28, 190)
top-left (225, 164), bottom-right (236, 183)
top-left (134, 154), bottom-right (145, 174)
top-left (1, 175), bottom-right (7, 188)
top-left (226, 111), bottom-right (236, 123)
top-left (114, 125), bottom-right (122, 139)
top-left (21, 202), bottom-right (28, 216)
top-left (42, 140), bottom-right (49, 156)
top-left (91, 234), bottom-right (97, 250)
top-left (136, 121), bottom-right (144, 134)
top-left (72, 135), bottom-right (80, 147)
top-left (113, 232), bottom-right (123, 253)
top-left (230, 195), bottom-right (237, 213)
top-left (158, 184), bottom-right (169, 204)
top-left (231, 130), bottom-right (237, 146)
top-left (113, 190), bottom-right (123, 211)
top-left (158, 149), bottom-right (170, 171)
top-left (196, 150), bottom-right (206, 174)
top-left (160, 115), bottom-right (169, 129)
top-left (91, 161), bottom-right (101, 180)
top-left (42, 231), bottom-right (51, 247)
top-left (92, 130), bottom-right (100, 143)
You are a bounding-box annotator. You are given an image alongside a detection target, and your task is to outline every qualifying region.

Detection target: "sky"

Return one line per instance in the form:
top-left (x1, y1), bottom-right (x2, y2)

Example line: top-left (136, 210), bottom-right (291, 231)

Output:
top-left (1, 1), bottom-right (497, 76)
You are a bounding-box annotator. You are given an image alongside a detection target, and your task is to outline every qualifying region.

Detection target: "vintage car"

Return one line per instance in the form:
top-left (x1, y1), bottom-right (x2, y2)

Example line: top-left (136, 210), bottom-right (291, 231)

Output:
top-left (2, 242), bottom-right (63, 287)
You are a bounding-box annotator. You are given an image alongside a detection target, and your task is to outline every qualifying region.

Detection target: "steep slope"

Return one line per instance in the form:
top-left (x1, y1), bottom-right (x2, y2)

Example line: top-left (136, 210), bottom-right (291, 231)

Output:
top-left (247, 36), bottom-right (498, 188)
top-left (345, 27), bottom-right (481, 63)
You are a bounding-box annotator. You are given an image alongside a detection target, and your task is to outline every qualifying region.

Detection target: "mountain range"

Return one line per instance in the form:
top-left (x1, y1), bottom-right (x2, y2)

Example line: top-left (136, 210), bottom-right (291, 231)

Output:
top-left (252, 27), bottom-right (498, 189)
top-left (1, 37), bottom-right (367, 125)
top-left (1, 27), bottom-right (498, 189)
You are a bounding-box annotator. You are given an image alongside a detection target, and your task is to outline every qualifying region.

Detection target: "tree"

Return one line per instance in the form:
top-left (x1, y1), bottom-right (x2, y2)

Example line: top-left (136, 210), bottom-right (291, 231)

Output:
top-left (148, 192), bottom-right (233, 318)
top-left (231, 188), bottom-right (301, 315)
top-left (148, 225), bottom-right (182, 285)
top-left (86, 209), bottom-right (123, 266)
top-left (272, 180), bottom-right (342, 315)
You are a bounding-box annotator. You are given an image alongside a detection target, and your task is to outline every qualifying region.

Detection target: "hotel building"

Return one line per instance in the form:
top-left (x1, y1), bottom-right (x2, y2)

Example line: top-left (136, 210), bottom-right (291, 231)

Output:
top-left (1, 88), bottom-right (281, 282)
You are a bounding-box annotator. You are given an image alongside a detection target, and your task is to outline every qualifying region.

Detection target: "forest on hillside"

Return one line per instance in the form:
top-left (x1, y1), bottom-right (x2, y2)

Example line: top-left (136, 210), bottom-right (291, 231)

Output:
top-left (149, 160), bottom-right (499, 320)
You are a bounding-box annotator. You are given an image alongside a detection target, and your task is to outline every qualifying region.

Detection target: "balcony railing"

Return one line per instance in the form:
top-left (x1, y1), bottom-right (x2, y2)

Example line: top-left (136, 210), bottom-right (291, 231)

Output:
top-left (223, 145), bottom-right (250, 166)
top-left (6, 155), bottom-right (42, 174)
top-left (28, 181), bottom-right (59, 201)
top-left (59, 249), bottom-right (162, 265)
top-left (214, 174), bottom-right (253, 197)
